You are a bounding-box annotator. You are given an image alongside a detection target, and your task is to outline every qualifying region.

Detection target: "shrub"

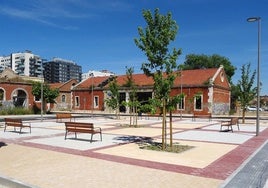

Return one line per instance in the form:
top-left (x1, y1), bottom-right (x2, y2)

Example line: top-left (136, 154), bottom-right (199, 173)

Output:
top-left (0, 107), bottom-right (34, 115)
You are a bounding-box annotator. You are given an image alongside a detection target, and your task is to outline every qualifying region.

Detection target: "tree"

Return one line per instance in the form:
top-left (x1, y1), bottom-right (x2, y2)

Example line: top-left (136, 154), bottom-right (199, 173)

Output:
top-left (105, 78), bottom-right (120, 119)
top-left (134, 8), bottom-right (181, 149)
top-left (180, 54), bottom-right (236, 83)
top-left (122, 67), bottom-right (139, 126)
top-left (31, 81), bottom-right (59, 112)
top-left (237, 63), bottom-right (257, 123)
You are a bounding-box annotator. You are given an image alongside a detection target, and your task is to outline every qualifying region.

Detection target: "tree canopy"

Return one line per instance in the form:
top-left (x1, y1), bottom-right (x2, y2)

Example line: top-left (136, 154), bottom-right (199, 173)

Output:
top-left (180, 54), bottom-right (236, 83)
top-left (31, 82), bottom-right (59, 104)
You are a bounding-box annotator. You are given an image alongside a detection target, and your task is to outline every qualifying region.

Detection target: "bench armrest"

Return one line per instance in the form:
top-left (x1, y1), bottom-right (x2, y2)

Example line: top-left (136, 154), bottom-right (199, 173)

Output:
top-left (22, 122), bottom-right (31, 127)
top-left (93, 127), bottom-right (102, 132)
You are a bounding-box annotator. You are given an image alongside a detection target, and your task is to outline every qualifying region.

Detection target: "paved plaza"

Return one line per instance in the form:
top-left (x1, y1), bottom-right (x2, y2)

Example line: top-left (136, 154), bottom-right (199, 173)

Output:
top-left (0, 115), bottom-right (268, 188)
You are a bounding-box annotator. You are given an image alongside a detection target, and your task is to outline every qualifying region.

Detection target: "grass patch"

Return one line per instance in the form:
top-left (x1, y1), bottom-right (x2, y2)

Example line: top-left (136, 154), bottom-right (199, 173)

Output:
top-left (139, 142), bottom-right (194, 153)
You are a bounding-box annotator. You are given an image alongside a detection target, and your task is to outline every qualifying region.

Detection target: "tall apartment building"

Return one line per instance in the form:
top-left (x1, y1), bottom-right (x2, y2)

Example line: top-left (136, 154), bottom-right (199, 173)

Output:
top-left (0, 51), bottom-right (42, 77)
top-left (43, 58), bottom-right (82, 83)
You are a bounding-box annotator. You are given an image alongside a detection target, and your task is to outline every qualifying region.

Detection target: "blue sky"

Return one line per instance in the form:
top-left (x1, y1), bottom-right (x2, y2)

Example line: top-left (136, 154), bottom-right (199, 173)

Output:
top-left (0, 0), bottom-right (267, 95)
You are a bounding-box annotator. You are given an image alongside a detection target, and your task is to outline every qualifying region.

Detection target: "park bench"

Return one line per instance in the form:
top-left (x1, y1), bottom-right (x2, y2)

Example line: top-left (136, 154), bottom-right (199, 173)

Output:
top-left (192, 113), bottom-right (212, 121)
top-left (65, 122), bottom-right (102, 142)
top-left (4, 118), bottom-right (31, 134)
top-left (220, 117), bottom-right (240, 132)
top-left (56, 113), bottom-right (75, 123)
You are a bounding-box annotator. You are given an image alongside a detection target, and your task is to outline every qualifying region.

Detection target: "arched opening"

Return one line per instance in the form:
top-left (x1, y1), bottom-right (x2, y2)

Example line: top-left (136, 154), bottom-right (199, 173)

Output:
top-left (12, 89), bottom-right (28, 108)
top-left (0, 89), bottom-right (4, 101)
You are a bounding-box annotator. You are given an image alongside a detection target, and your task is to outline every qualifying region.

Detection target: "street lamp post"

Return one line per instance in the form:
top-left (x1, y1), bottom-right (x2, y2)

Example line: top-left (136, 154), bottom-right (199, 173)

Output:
top-left (247, 16), bottom-right (261, 136)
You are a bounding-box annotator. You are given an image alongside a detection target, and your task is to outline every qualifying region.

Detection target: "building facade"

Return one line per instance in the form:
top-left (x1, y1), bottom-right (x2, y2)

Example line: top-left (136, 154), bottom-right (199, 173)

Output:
top-left (43, 58), bottom-right (82, 83)
top-left (50, 79), bottom-right (78, 111)
top-left (0, 68), bottom-right (43, 110)
top-left (71, 66), bottom-right (231, 115)
top-left (0, 51), bottom-right (42, 77)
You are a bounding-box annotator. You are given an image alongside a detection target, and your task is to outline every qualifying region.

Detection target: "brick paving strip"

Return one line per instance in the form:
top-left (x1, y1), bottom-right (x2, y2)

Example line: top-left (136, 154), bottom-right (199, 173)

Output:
top-left (221, 140), bottom-right (268, 187)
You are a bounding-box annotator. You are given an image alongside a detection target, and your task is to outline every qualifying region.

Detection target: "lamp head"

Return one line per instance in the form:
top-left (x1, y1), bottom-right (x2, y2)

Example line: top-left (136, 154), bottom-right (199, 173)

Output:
top-left (247, 17), bottom-right (261, 22)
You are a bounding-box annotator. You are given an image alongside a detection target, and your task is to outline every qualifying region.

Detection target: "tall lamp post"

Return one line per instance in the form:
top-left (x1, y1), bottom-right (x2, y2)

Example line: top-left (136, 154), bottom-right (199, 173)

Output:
top-left (247, 16), bottom-right (261, 136)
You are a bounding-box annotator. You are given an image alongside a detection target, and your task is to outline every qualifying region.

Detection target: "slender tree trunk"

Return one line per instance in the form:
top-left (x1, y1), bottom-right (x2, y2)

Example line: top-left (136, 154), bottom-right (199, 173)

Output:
top-left (169, 110), bottom-right (173, 148)
top-left (129, 106), bottom-right (132, 126)
top-left (162, 99), bottom-right (167, 150)
top-left (242, 109), bottom-right (246, 123)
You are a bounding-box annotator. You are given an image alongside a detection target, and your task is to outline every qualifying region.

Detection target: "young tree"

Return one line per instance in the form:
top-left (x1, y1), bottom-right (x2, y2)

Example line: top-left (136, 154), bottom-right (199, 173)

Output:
top-left (237, 63), bottom-right (257, 123)
top-left (134, 8), bottom-right (181, 149)
top-left (122, 67), bottom-right (139, 126)
top-left (105, 78), bottom-right (120, 119)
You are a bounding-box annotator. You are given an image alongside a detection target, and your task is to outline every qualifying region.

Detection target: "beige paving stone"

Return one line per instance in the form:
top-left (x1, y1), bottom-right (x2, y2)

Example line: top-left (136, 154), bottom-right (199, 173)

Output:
top-left (104, 127), bottom-right (170, 137)
top-left (0, 144), bottom-right (222, 188)
top-left (96, 140), bottom-right (237, 168)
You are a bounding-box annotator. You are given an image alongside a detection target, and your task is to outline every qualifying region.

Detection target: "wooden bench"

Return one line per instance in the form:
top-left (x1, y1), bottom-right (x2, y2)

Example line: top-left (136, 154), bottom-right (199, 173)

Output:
top-left (56, 113), bottom-right (75, 123)
top-left (220, 117), bottom-right (240, 132)
top-left (4, 118), bottom-right (31, 134)
top-left (65, 122), bottom-right (102, 142)
top-left (192, 113), bottom-right (212, 121)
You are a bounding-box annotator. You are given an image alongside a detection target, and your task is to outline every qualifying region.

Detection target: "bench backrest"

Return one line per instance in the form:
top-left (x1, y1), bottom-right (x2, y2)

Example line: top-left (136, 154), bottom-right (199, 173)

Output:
top-left (4, 118), bottom-right (22, 124)
top-left (65, 122), bottom-right (94, 129)
top-left (56, 113), bottom-right (72, 118)
top-left (231, 117), bottom-right (239, 125)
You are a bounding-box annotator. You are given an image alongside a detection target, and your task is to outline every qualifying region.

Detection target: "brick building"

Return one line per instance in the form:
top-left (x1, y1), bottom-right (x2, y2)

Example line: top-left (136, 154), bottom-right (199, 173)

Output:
top-left (71, 66), bottom-right (231, 115)
top-left (0, 68), bottom-right (42, 110)
top-left (50, 79), bottom-right (78, 111)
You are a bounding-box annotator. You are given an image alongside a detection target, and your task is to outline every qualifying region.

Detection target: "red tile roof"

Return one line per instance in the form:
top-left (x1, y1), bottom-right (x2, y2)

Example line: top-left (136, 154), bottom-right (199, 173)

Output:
top-left (49, 79), bottom-right (78, 91)
top-left (76, 76), bottom-right (111, 89)
top-left (115, 73), bottom-right (154, 87)
top-left (173, 68), bottom-right (219, 86)
top-left (74, 67), bottom-right (227, 90)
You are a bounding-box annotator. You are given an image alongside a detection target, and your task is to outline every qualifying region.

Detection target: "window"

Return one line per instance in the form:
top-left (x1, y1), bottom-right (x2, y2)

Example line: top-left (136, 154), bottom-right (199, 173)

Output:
top-left (0, 89), bottom-right (4, 100)
top-left (194, 95), bottom-right (202, 110)
top-left (94, 96), bottom-right (99, 108)
top-left (61, 95), bottom-right (66, 103)
top-left (34, 95), bottom-right (41, 102)
top-left (75, 96), bottom-right (80, 107)
top-left (177, 96), bottom-right (185, 110)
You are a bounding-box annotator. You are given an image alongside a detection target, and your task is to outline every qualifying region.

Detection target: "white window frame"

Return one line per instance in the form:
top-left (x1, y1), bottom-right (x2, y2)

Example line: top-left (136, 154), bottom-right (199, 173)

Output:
top-left (75, 96), bottom-right (80, 107)
top-left (94, 96), bottom-right (99, 108)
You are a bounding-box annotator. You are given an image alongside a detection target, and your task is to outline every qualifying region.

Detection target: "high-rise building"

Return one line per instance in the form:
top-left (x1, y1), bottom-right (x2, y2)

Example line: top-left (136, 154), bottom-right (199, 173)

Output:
top-left (0, 51), bottom-right (42, 77)
top-left (43, 58), bottom-right (82, 83)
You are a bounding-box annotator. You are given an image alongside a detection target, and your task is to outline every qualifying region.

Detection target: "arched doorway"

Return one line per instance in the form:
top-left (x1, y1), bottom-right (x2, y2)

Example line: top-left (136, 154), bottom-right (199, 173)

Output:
top-left (12, 89), bottom-right (28, 108)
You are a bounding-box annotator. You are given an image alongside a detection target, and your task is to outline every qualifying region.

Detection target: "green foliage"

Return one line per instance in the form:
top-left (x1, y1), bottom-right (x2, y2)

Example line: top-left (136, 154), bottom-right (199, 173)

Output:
top-left (237, 63), bottom-right (257, 122)
top-left (180, 54), bottom-right (236, 83)
top-left (32, 82), bottom-right (59, 103)
top-left (238, 63), bottom-right (257, 107)
top-left (105, 78), bottom-right (120, 119)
